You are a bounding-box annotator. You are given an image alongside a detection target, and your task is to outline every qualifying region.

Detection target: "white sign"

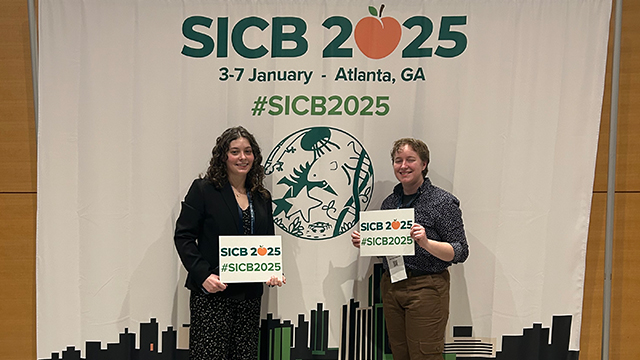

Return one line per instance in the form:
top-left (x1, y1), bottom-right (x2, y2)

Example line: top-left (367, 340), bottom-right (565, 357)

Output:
top-left (359, 209), bottom-right (415, 256)
top-left (219, 235), bottom-right (283, 283)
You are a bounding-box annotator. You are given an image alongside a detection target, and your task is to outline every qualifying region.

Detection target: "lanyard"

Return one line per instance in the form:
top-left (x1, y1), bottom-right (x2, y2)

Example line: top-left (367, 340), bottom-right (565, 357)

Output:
top-left (237, 192), bottom-right (255, 235)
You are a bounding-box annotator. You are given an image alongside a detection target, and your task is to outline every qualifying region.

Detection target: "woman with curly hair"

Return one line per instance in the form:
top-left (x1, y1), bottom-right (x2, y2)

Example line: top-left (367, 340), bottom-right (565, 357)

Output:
top-left (174, 126), bottom-right (284, 360)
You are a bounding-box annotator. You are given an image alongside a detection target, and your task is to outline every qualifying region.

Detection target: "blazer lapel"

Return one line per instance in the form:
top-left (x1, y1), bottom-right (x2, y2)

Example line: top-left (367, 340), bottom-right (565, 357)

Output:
top-left (221, 182), bottom-right (241, 234)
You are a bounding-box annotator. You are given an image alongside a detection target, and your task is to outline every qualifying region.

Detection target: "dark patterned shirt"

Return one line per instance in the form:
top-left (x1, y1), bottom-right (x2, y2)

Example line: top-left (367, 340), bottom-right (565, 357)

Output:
top-left (381, 177), bottom-right (469, 273)
top-left (241, 207), bottom-right (251, 235)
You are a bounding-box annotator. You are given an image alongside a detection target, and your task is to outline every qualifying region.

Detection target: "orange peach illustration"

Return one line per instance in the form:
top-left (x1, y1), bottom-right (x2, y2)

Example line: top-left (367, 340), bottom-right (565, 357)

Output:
top-left (355, 5), bottom-right (402, 59)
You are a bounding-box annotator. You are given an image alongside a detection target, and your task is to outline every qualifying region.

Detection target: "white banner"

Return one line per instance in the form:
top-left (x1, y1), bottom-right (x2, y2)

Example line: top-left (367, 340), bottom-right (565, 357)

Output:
top-left (37, 0), bottom-right (611, 359)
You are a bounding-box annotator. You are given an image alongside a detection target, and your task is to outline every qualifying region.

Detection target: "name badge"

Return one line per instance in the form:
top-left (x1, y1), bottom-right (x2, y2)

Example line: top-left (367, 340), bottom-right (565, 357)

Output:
top-left (387, 255), bottom-right (408, 283)
top-left (358, 208), bottom-right (415, 257)
top-left (219, 235), bottom-right (282, 283)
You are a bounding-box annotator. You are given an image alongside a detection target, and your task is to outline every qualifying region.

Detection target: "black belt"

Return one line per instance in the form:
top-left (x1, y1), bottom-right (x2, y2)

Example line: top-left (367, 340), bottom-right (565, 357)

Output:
top-left (406, 268), bottom-right (439, 277)
top-left (407, 269), bottom-right (433, 277)
top-left (384, 268), bottom-right (442, 278)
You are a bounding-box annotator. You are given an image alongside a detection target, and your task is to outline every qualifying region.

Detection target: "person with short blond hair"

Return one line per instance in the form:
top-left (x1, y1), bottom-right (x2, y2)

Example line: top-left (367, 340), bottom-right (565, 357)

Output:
top-left (352, 138), bottom-right (469, 360)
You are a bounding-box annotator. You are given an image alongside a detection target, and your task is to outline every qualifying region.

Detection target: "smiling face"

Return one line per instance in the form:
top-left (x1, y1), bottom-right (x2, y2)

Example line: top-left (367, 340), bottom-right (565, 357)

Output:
top-left (225, 137), bottom-right (254, 180)
top-left (393, 144), bottom-right (426, 193)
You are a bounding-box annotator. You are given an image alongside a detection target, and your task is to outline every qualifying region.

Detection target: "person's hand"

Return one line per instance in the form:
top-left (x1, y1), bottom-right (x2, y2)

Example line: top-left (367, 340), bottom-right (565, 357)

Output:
top-left (410, 223), bottom-right (428, 248)
top-left (266, 274), bottom-right (286, 287)
top-left (351, 231), bottom-right (361, 248)
top-left (410, 223), bottom-right (455, 261)
top-left (202, 274), bottom-right (227, 293)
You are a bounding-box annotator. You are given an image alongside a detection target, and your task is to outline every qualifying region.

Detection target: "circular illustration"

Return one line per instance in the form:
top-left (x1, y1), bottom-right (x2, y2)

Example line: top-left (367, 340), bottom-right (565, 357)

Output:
top-left (265, 127), bottom-right (374, 240)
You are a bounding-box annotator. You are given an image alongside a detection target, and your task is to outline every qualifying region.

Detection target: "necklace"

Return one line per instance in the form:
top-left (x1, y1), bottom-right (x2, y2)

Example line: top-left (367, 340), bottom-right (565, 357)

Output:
top-left (232, 186), bottom-right (246, 197)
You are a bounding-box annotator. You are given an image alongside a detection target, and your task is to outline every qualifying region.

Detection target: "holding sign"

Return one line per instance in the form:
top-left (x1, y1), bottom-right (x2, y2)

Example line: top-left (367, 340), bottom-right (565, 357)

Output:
top-left (359, 209), bottom-right (415, 256)
top-left (219, 235), bottom-right (283, 283)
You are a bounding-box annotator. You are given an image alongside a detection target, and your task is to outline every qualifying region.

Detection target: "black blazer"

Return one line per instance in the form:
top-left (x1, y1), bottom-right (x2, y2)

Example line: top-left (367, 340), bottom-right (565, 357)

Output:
top-left (174, 178), bottom-right (275, 299)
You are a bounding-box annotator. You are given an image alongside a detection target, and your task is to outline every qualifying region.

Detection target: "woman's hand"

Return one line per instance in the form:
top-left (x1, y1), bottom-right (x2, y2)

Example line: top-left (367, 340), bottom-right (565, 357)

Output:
top-left (202, 274), bottom-right (227, 293)
top-left (351, 231), bottom-right (361, 248)
top-left (266, 274), bottom-right (286, 287)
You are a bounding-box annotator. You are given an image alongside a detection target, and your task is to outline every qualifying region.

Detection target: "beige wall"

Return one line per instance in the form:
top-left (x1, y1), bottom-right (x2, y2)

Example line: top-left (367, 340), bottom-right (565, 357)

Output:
top-left (1, 1), bottom-right (637, 359)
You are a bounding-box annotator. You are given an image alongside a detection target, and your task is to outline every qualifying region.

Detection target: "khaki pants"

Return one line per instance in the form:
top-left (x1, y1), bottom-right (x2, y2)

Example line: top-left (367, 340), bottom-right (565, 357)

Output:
top-left (381, 269), bottom-right (450, 360)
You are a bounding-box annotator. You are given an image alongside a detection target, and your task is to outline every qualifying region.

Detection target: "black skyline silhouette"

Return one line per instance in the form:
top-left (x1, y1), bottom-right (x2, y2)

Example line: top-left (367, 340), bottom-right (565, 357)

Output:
top-left (40, 264), bottom-right (580, 360)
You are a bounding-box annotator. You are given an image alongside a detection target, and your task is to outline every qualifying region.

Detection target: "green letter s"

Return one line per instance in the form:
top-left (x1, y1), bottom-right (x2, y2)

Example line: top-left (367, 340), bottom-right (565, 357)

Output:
top-left (181, 16), bottom-right (214, 58)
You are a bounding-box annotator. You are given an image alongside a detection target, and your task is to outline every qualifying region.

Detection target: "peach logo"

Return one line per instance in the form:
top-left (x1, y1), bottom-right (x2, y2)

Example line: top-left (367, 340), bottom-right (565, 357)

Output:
top-left (257, 246), bottom-right (267, 256)
top-left (354, 4), bottom-right (402, 59)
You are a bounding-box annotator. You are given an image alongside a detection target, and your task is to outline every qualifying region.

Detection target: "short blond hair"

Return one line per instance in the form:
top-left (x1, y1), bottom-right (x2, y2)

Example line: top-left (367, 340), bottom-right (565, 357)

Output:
top-left (390, 138), bottom-right (430, 177)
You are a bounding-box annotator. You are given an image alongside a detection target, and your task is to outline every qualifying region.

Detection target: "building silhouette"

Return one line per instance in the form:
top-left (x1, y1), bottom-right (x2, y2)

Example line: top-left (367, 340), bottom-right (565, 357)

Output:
top-left (254, 263), bottom-right (391, 360)
top-left (445, 325), bottom-right (496, 357)
top-left (494, 315), bottom-right (578, 360)
top-left (258, 304), bottom-right (339, 360)
top-left (450, 315), bottom-right (579, 359)
top-left (40, 264), bottom-right (580, 360)
top-left (41, 319), bottom-right (188, 360)
top-left (339, 263), bottom-right (392, 360)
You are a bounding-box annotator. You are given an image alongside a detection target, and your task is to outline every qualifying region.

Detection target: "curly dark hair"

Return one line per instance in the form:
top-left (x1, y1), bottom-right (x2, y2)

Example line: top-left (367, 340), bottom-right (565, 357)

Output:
top-left (203, 126), bottom-right (269, 198)
top-left (390, 138), bottom-right (430, 177)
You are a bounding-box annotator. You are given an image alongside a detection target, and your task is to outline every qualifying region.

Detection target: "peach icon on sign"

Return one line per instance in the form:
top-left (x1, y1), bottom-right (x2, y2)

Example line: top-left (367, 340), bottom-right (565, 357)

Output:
top-left (391, 219), bottom-right (400, 230)
top-left (354, 4), bottom-right (402, 59)
top-left (257, 246), bottom-right (267, 256)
